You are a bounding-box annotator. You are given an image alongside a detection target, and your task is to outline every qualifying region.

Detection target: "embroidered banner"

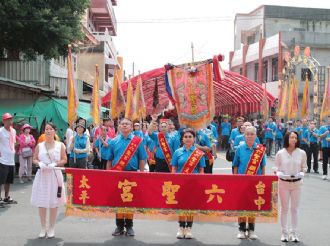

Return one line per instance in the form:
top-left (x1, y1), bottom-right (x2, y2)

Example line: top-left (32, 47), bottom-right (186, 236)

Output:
top-left (65, 168), bottom-right (278, 222)
top-left (167, 63), bottom-right (215, 130)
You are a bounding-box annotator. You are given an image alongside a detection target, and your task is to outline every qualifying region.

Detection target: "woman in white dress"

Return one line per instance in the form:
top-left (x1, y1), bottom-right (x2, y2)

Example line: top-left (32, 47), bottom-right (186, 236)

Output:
top-left (31, 122), bottom-right (67, 238)
top-left (274, 131), bottom-right (307, 243)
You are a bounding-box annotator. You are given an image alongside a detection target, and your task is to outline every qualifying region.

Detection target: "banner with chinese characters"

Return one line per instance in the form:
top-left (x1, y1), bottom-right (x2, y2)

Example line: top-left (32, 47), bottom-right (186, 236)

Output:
top-left (65, 168), bottom-right (278, 222)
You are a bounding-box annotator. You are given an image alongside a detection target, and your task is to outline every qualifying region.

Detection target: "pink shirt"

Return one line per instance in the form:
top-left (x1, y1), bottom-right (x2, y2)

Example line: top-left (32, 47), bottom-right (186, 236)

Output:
top-left (18, 133), bottom-right (36, 153)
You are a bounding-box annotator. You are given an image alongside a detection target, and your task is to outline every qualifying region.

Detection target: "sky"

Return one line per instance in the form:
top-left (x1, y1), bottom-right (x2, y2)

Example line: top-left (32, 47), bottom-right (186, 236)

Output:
top-left (113, 0), bottom-right (330, 77)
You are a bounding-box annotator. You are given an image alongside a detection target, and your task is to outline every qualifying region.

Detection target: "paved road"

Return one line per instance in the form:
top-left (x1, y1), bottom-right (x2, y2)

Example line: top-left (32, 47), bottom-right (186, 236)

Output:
top-left (1, 152), bottom-right (329, 246)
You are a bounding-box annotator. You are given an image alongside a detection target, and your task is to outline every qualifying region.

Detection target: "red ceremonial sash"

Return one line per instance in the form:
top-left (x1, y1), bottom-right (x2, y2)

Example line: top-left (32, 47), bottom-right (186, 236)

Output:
top-left (205, 151), bottom-right (214, 164)
top-left (111, 136), bottom-right (142, 171)
top-left (181, 148), bottom-right (205, 174)
top-left (157, 132), bottom-right (172, 170)
top-left (147, 147), bottom-right (156, 165)
top-left (245, 144), bottom-right (266, 175)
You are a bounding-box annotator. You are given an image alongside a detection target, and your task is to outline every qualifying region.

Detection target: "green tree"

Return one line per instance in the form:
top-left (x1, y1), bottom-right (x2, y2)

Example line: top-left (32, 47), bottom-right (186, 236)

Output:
top-left (0, 0), bottom-right (90, 60)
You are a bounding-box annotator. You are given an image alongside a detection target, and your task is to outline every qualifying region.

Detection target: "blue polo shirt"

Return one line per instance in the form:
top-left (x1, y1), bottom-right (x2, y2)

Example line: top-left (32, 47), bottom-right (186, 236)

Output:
top-left (108, 133), bottom-right (147, 171)
top-left (229, 127), bottom-right (240, 144)
top-left (221, 122), bottom-right (231, 136)
top-left (150, 132), bottom-right (180, 159)
top-left (94, 137), bottom-right (111, 160)
top-left (275, 124), bottom-right (285, 140)
top-left (304, 128), bottom-right (319, 144)
top-left (209, 124), bottom-right (218, 140)
top-left (70, 134), bottom-right (88, 159)
top-left (299, 126), bottom-right (309, 146)
top-left (232, 142), bottom-right (266, 175)
top-left (264, 122), bottom-right (276, 139)
top-left (171, 146), bottom-right (206, 173)
top-left (319, 125), bottom-right (330, 148)
top-left (233, 134), bottom-right (260, 149)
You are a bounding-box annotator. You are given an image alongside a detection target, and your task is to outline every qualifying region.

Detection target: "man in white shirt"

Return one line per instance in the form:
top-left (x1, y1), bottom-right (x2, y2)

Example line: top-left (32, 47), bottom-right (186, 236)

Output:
top-left (0, 113), bottom-right (17, 207)
top-left (65, 124), bottom-right (74, 166)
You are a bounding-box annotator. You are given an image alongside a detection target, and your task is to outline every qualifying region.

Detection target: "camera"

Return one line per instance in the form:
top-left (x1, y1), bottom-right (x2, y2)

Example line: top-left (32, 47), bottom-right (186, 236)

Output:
top-left (57, 186), bottom-right (62, 198)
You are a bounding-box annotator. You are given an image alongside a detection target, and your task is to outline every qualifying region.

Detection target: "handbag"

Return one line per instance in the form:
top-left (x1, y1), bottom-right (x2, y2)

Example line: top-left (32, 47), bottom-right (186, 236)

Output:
top-left (225, 148), bottom-right (235, 162)
top-left (21, 147), bottom-right (33, 158)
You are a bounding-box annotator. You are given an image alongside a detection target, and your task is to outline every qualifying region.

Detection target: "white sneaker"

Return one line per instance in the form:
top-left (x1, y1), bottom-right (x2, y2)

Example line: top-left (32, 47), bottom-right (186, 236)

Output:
top-left (184, 227), bottom-right (193, 239)
top-left (47, 228), bottom-right (55, 238)
top-left (237, 231), bottom-right (246, 239)
top-left (322, 175), bottom-right (328, 180)
top-left (38, 228), bottom-right (46, 238)
top-left (248, 230), bottom-right (258, 240)
top-left (19, 178), bottom-right (24, 184)
top-left (281, 234), bottom-right (289, 242)
top-left (289, 233), bottom-right (299, 242)
top-left (176, 227), bottom-right (184, 239)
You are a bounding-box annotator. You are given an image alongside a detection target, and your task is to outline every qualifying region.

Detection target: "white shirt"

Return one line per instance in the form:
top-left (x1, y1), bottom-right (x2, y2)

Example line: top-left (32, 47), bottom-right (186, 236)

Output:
top-left (65, 128), bottom-right (74, 154)
top-left (274, 148), bottom-right (307, 176)
top-left (0, 127), bottom-right (16, 165)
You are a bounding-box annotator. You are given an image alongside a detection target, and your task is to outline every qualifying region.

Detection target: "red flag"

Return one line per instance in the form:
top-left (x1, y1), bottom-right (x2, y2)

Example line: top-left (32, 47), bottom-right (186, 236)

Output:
top-left (67, 44), bottom-right (79, 126)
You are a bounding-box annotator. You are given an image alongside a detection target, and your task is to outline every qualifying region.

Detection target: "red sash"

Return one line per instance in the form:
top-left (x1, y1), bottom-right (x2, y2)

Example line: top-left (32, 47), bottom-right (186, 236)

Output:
top-left (157, 132), bottom-right (172, 170)
top-left (181, 148), bottom-right (205, 174)
top-left (146, 147), bottom-right (156, 165)
top-left (111, 136), bottom-right (142, 171)
top-left (205, 151), bottom-right (214, 164)
top-left (245, 144), bottom-right (266, 175)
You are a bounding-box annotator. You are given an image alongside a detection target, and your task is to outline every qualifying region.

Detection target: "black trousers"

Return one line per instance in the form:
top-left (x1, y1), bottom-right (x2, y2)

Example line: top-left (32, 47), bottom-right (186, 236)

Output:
top-left (221, 135), bottom-right (229, 150)
top-left (265, 139), bottom-right (273, 156)
top-left (155, 157), bottom-right (171, 172)
top-left (204, 159), bottom-right (213, 174)
top-left (322, 147), bottom-right (330, 175)
top-left (116, 218), bottom-right (133, 229)
top-left (307, 143), bottom-right (319, 172)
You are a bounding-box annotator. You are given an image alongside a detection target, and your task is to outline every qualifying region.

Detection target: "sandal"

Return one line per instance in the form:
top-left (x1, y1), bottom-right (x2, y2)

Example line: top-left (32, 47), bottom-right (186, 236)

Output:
top-left (3, 196), bottom-right (18, 204)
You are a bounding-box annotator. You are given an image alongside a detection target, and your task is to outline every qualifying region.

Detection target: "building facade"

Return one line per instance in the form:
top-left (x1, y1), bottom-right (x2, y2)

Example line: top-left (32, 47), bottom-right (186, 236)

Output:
top-left (229, 5), bottom-right (330, 118)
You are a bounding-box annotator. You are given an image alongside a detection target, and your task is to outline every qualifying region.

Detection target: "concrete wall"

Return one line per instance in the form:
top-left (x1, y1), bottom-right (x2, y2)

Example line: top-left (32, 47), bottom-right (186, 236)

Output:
top-left (0, 84), bottom-right (40, 100)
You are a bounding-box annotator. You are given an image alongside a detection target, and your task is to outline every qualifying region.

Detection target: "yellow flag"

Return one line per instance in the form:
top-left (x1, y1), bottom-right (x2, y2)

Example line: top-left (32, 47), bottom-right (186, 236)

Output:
top-left (261, 86), bottom-right (269, 120)
top-left (321, 67), bottom-right (330, 120)
top-left (301, 76), bottom-right (310, 118)
top-left (111, 69), bottom-right (126, 119)
top-left (67, 44), bottom-right (79, 126)
top-left (288, 77), bottom-right (299, 119)
top-left (90, 65), bottom-right (100, 125)
top-left (125, 81), bottom-right (134, 120)
top-left (278, 80), bottom-right (288, 118)
top-left (132, 76), bottom-right (146, 121)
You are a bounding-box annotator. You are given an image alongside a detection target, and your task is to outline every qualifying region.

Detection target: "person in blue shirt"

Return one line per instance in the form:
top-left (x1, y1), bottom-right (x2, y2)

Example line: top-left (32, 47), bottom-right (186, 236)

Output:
top-left (304, 121), bottom-right (319, 173)
top-left (148, 115), bottom-right (180, 172)
top-left (229, 117), bottom-right (244, 149)
top-left (318, 116), bottom-right (330, 180)
top-left (68, 123), bottom-right (91, 169)
top-left (221, 117), bottom-right (231, 150)
top-left (275, 119), bottom-right (285, 153)
top-left (196, 129), bottom-right (212, 173)
top-left (233, 126), bottom-right (266, 240)
top-left (171, 128), bottom-right (205, 239)
top-left (107, 118), bottom-right (147, 237)
top-left (94, 126), bottom-right (111, 170)
top-left (233, 123), bottom-right (260, 150)
top-left (299, 119), bottom-right (309, 154)
top-left (264, 117), bottom-right (276, 157)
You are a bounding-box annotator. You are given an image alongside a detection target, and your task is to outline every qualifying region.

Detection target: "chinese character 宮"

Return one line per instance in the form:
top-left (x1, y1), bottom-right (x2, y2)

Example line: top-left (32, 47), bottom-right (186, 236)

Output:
top-left (162, 181), bottom-right (180, 204)
top-left (79, 175), bottom-right (91, 189)
top-left (118, 179), bottom-right (137, 202)
top-left (205, 184), bottom-right (225, 204)
top-left (255, 181), bottom-right (266, 195)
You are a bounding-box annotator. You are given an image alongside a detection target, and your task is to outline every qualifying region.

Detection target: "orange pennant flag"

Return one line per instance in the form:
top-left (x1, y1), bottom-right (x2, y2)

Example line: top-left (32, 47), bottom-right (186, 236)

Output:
top-left (261, 85), bottom-right (269, 120)
top-left (320, 67), bottom-right (330, 120)
top-left (301, 75), bottom-right (310, 119)
top-left (125, 80), bottom-right (135, 120)
top-left (111, 69), bottom-right (126, 119)
top-left (288, 76), bottom-right (299, 119)
top-left (90, 65), bottom-right (101, 126)
top-left (278, 80), bottom-right (288, 118)
top-left (67, 44), bottom-right (79, 126)
top-left (132, 76), bottom-right (146, 121)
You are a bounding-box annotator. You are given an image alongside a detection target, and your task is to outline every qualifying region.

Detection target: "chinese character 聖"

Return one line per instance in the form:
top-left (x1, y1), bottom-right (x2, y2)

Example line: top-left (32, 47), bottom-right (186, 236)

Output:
top-left (162, 181), bottom-right (180, 204)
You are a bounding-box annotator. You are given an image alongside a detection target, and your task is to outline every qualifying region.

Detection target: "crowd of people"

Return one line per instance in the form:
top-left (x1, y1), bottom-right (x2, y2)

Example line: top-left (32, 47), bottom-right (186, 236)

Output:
top-left (0, 111), bottom-right (329, 243)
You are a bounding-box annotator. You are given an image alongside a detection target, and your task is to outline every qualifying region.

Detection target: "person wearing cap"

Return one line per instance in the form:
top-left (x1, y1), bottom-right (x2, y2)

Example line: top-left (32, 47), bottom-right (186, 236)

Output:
top-left (68, 123), bottom-right (91, 169)
top-left (148, 115), bottom-right (180, 172)
top-left (0, 113), bottom-right (17, 207)
top-left (18, 124), bottom-right (36, 183)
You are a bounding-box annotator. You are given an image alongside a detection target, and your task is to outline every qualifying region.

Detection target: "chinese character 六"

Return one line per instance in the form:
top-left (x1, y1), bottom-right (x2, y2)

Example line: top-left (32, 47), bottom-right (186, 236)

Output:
top-left (79, 175), bottom-right (91, 189)
top-left (79, 190), bottom-right (90, 204)
top-left (255, 181), bottom-right (266, 195)
top-left (254, 196), bottom-right (265, 210)
top-left (118, 179), bottom-right (137, 202)
top-left (162, 181), bottom-right (180, 204)
top-left (205, 184), bottom-right (225, 204)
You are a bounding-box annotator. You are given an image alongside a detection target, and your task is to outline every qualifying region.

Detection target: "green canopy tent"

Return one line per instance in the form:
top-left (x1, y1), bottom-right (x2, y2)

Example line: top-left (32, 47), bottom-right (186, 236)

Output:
top-left (0, 97), bottom-right (109, 139)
